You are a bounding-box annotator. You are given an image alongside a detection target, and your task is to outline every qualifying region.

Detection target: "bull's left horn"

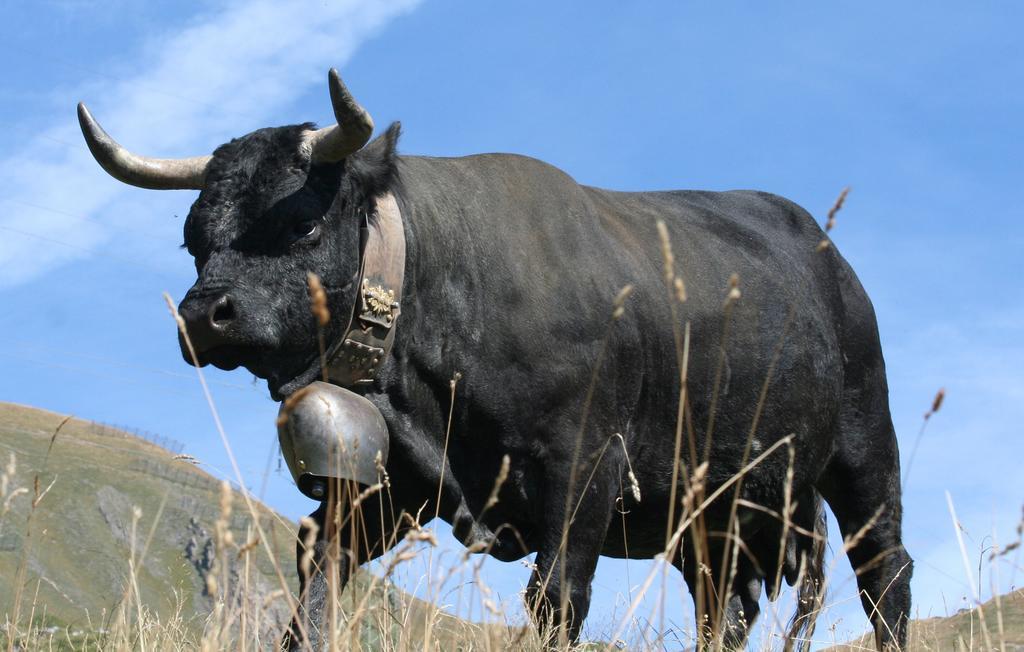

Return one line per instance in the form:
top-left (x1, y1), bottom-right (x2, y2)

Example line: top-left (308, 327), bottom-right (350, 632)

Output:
top-left (306, 68), bottom-right (375, 164)
top-left (77, 103), bottom-right (211, 190)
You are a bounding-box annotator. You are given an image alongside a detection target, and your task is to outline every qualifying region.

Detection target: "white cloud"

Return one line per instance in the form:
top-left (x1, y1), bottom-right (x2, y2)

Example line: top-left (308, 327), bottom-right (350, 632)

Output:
top-left (0, 0), bottom-right (421, 288)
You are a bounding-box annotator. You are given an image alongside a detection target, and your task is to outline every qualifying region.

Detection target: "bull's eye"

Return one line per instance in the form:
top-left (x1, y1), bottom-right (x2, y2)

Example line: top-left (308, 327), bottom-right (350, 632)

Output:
top-left (292, 220), bottom-right (319, 240)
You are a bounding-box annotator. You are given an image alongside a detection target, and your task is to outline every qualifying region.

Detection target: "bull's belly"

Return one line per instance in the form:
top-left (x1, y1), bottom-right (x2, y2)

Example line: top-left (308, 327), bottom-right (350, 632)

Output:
top-left (601, 403), bottom-right (839, 560)
top-left (599, 491), bottom-right (783, 560)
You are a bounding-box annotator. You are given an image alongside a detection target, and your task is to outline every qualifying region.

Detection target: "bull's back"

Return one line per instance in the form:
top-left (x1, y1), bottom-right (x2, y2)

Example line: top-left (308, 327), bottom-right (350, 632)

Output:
top-left (400, 152), bottom-right (831, 306)
top-left (401, 152), bottom-right (850, 498)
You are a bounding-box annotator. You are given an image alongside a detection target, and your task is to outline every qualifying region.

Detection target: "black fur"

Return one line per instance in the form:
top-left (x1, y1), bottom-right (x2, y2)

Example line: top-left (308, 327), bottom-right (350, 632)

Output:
top-left (171, 122), bottom-right (911, 651)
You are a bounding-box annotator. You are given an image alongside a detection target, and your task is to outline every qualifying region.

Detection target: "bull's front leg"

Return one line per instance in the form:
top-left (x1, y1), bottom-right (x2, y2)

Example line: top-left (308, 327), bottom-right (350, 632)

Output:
top-left (282, 502), bottom-right (332, 651)
top-left (282, 488), bottom-right (400, 651)
top-left (525, 470), bottom-right (617, 647)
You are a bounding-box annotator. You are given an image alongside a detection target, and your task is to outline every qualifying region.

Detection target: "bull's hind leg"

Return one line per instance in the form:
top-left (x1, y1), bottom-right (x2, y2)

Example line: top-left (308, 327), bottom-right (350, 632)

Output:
top-left (719, 554), bottom-right (762, 650)
top-left (819, 377), bottom-right (913, 650)
top-left (677, 537), bottom-right (762, 651)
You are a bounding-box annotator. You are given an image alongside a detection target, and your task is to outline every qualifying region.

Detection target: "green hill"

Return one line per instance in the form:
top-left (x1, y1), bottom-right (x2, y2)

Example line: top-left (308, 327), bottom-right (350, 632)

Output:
top-left (0, 401), bottom-right (299, 640)
top-left (0, 401), bottom-right (526, 650)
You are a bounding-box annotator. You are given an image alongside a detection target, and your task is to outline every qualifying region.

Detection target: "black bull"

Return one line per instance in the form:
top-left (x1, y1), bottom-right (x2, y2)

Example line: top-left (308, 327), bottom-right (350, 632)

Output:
top-left (78, 78), bottom-right (911, 650)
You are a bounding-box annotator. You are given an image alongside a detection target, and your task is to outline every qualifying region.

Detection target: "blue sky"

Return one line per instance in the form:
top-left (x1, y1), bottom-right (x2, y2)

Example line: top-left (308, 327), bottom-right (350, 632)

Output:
top-left (1, 0), bottom-right (1022, 646)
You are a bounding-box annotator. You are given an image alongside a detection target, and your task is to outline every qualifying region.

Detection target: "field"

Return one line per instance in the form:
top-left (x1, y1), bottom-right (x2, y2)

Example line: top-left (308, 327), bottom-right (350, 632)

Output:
top-left (0, 401), bottom-right (525, 650)
top-left (2, 400), bottom-right (1023, 651)
top-left (825, 591), bottom-right (1024, 651)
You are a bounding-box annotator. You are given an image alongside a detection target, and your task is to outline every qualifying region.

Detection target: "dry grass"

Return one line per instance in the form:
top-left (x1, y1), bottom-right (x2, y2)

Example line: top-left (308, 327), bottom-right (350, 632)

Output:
top-left (5, 405), bottom-right (1018, 651)
top-left (824, 590), bottom-right (1024, 651)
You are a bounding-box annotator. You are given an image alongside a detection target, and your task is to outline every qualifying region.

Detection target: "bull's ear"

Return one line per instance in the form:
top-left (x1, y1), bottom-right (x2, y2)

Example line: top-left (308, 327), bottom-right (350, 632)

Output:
top-left (347, 122), bottom-right (401, 198)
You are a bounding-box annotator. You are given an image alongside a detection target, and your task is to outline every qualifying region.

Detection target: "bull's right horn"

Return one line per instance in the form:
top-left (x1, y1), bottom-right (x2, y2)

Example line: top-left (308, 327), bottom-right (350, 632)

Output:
top-left (305, 68), bottom-right (375, 164)
top-left (77, 103), bottom-right (211, 190)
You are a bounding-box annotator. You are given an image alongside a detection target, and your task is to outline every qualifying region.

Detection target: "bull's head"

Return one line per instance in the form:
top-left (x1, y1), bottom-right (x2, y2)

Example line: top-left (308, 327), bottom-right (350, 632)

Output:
top-left (79, 70), bottom-right (400, 399)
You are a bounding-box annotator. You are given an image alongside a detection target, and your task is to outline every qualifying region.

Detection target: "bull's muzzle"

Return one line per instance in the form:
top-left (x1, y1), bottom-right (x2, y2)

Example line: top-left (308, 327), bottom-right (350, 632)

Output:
top-left (276, 381), bottom-right (389, 499)
top-left (177, 291), bottom-right (239, 357)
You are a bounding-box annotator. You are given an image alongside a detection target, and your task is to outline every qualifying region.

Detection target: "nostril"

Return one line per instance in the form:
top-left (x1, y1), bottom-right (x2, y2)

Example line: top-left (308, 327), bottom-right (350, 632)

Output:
top-left (209, 295), bottom-right (236, 329)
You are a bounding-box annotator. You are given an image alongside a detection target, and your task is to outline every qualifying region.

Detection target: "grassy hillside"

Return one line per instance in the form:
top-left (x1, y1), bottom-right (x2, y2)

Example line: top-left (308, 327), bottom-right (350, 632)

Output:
top-left (826, 589), bottom-right (1024, 651)
top-left (0, 401), bottom-right (299, 640)
top-left (0, 401), bottom-right (526, 650)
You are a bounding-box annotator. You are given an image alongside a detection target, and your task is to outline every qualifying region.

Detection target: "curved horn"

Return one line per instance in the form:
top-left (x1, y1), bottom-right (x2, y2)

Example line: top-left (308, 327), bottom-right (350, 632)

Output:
top-left (77, 103), bottom-right (211, 190)
top-left (306, 68), bottom-right (375, 164)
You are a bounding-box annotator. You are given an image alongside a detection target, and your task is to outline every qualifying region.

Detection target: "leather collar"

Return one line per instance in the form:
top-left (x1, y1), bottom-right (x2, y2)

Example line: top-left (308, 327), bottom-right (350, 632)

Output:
top-left (324, 191), bottom-right (405, 387)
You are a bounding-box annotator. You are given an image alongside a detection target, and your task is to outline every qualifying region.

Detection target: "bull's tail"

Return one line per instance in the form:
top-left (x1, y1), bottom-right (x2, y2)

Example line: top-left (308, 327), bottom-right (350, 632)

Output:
top-left (784, 491), bottom-right (827, 652)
